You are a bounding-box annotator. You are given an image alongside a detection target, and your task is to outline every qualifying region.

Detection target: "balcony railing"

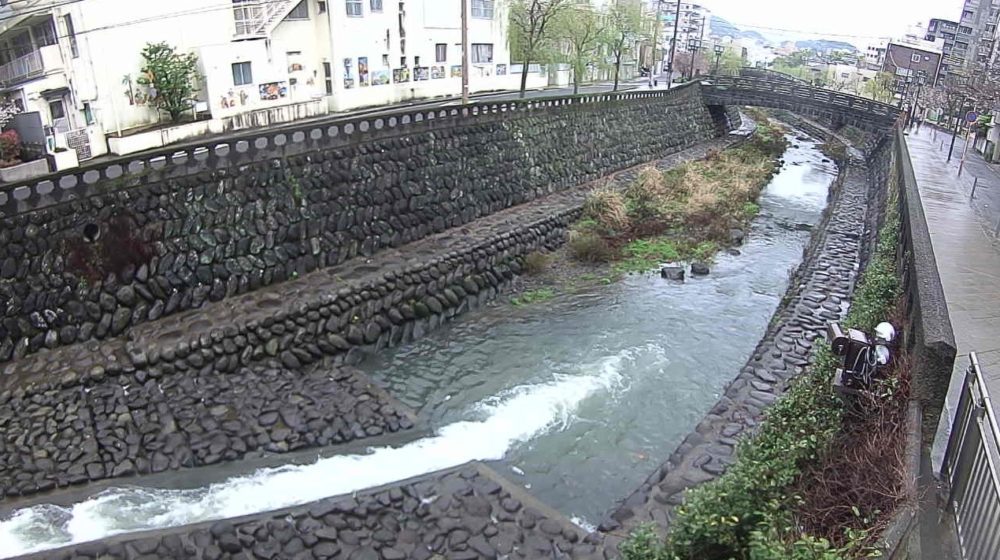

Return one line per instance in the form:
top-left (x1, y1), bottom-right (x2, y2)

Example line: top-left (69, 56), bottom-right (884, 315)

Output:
top-left (0, 50), bottom-right (42, 87)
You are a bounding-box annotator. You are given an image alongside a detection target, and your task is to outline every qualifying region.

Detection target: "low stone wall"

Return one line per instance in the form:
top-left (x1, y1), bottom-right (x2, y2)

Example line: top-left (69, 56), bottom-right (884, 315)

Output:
top-left (10, 463), bottom-right (606, 560)
top-left (0, 84), bottom-right (719, 364)
top-left (887, 128), bottom-right (957, 439)
top-left (602, 132), bottom-right (873, 544)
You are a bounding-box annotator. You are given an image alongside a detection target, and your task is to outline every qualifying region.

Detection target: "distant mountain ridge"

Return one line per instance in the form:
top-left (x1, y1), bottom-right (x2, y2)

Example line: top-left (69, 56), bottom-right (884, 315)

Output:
top-left (794, 39), bottom-right (859, 53)
top-left (709, 15), bottom-right (859, 53)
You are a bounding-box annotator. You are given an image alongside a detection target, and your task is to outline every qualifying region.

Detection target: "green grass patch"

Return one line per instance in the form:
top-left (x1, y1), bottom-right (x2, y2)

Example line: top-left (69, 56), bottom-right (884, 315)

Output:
top-left (511, 288), bottom-right (555, 306)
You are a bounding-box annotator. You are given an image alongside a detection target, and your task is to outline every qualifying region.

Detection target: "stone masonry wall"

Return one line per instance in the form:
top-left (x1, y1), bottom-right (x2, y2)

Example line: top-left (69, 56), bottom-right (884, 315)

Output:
top-left (0, 85), bottom-right (718, 363)
top-left (0, 135), bottom-right (737, 502)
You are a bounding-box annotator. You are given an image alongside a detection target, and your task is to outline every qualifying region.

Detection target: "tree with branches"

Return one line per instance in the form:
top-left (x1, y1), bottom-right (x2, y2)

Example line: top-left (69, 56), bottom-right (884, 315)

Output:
top-left (602, 0), bottom-right (647, 91)
top-left (555, 3), bottom-right (605, 95)
top-left (509, 0), bottom-right (572, 98)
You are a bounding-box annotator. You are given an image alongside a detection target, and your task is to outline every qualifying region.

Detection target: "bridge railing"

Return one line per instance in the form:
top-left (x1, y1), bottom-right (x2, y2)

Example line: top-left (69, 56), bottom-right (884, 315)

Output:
top-left (0, 84), bottom-right (697, 218)
top-left (703, 76), bottom-right (901, 120)
top-left (942, 352), bottom-right (1000, 559)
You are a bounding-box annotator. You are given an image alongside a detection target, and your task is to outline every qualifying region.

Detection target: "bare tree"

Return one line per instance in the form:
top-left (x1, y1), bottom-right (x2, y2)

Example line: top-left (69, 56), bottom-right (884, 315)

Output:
top-left (509, 0), bottom-right (573, 98)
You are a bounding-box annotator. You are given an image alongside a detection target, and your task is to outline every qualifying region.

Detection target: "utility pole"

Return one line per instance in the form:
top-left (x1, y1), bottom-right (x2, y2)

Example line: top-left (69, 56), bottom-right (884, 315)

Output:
top-left (667, 0), bottom-right (681, 86)
top-left (649, 1), bottom-right (664, 87)
top-left (461, 0), bottom-right (469, 105)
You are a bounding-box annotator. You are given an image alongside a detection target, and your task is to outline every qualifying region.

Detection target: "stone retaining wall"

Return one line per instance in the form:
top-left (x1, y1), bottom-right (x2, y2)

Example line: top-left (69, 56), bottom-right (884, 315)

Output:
top-left (11, 463), bottom-right (607, 560)
top-left (0, 85), bottom-right (719, 363)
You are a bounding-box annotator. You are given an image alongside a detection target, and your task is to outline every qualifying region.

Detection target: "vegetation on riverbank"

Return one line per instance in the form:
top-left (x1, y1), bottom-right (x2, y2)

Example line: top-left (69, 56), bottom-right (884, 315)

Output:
top-left (620, 162), bottom-right (906, 560)
top-left (566, 121), bottom-right (788, 274)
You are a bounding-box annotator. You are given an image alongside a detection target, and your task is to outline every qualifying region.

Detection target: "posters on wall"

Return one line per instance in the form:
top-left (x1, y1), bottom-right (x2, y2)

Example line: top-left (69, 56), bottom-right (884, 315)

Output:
top-left (358, 57), bottom-right (369, 87)
top-left (259, 82), bottom-right (288, 101)
top-left (431, 66), bottom-right (445, 79)
top-left (414, 67), bottom-right (429, 81)
top-left (343, 58), bottom-right (355, 89)
top-left (497, 64), bottom-right (507, 76)
top-left (450, 65), bottom-right (462, 78)
top-left (392, 67), bottom-right (411, 83)
top-left (371, 69), bottom-right (389, 85)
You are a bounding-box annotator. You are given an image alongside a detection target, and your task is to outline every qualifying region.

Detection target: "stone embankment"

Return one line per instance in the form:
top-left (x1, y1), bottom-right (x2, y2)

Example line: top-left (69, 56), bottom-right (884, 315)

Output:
top-left (601, 123), bottom-right (875, 547)
top-left (13, 464), bottom-right (606, 560)
top-left (0, 130), bottom-right (740, 502)
top-left (0, 86), bottom-right (718, 363)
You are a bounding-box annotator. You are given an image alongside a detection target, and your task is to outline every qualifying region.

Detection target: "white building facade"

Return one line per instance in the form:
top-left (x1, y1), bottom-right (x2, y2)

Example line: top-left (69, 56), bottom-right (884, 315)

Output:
top-left (0, 0), bottom-right (544, 162)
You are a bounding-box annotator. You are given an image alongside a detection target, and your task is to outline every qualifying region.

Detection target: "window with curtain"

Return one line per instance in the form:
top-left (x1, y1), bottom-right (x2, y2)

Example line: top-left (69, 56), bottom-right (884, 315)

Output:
top-left (435, 43), bottom-right (447, 62)
top-left (346, 0), bottom-right (363, 16)
top-left (471, 0), bottom-right (494, 19)
top-left (471, 43), bottom-right (493, 63)
top-left (370, 0), bottom-right (383, 12)
top-left (232, 61), bottom-right (253, 86)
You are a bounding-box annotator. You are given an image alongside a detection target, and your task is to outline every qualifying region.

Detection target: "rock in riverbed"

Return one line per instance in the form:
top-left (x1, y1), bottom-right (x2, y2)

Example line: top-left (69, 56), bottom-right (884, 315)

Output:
top-left (691, 262), bottom-right (710, 276)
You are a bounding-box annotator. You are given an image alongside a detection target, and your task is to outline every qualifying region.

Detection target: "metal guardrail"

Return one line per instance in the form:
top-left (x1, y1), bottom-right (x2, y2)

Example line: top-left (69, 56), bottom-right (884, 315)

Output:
top-left (0, 50), bottom-right (42, 87)
top-left (942, 352), bottom-right (1000, 560)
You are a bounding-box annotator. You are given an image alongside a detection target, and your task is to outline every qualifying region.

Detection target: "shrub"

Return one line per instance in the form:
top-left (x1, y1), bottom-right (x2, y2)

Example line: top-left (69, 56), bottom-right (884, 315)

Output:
top-left (584, 186), bottom-right (631, 232)
top-left (568, 230), bottom-right (613, 263)
top-left (522, 251), bottom-right (550, 276)
top-left (0, 129), bottom-right (22, 167)
top-left (511, 288), bottom-right (555, 306)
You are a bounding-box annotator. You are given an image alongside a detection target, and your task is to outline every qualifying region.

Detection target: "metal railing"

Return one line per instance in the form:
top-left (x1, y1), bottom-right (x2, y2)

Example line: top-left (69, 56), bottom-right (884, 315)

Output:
top-left (232, 0), bottom-right (291, 38)
top-left (942, 352), bottom-right (1000, 560)
top-left (0, 50), bottom-right (42, 87)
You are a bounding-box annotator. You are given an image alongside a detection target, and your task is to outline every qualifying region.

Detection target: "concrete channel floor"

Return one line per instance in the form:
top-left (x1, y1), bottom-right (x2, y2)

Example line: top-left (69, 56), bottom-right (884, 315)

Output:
top-left (905, 128), bottom-right (1000, 559)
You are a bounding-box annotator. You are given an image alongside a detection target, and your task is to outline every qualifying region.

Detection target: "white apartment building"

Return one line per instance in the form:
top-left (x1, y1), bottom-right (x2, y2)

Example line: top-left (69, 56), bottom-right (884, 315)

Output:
top-left (652, 2), bottom-right (711, 74)
top-left (0, 0), bottom-right (542, 163)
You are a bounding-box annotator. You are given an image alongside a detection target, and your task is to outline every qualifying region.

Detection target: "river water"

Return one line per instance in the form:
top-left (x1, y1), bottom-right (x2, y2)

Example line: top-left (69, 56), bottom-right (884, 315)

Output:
top-left (0, 135), bottom-right (836, 557)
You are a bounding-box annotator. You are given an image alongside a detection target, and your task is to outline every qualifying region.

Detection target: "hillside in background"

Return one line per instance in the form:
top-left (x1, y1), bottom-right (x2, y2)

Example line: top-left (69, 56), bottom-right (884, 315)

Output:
top-left (794, 39), bottom-right (859, 53)
top-left (709, 15), bottom-right (860, 53)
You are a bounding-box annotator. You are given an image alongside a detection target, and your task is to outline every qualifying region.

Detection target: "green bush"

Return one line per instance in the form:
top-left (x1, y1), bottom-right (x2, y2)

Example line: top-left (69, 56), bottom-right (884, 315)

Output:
top-left (568, 231), bottom-right (614, 263)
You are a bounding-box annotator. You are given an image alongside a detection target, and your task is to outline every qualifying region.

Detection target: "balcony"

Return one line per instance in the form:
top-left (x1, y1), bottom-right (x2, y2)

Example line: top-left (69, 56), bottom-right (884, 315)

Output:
top-left (0, 44), bottom-right (60, 88)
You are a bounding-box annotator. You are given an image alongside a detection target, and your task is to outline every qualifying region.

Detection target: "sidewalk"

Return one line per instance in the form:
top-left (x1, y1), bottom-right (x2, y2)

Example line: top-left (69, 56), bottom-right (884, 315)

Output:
top-left (906, 128), bottom-right (1000, 452)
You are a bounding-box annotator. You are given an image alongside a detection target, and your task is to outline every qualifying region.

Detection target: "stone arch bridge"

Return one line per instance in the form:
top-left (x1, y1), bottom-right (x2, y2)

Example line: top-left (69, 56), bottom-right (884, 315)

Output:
top-left (701, 75), bottom-right (902, 132)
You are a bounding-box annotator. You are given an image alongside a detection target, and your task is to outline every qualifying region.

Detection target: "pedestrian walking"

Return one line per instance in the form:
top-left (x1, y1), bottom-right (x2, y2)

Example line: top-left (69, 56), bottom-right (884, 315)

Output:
top-left (915, 116), bottom-right (923, 133)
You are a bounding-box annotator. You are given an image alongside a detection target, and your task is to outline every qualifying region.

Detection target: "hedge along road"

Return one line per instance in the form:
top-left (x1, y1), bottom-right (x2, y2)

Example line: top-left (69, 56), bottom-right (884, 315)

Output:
top-left (0, 132), bottom-right (836, 557)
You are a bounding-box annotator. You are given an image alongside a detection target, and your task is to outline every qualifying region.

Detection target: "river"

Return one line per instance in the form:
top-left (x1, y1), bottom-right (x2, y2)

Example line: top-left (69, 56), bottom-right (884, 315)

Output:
top-left (0, 134), bottom-right (836, 557)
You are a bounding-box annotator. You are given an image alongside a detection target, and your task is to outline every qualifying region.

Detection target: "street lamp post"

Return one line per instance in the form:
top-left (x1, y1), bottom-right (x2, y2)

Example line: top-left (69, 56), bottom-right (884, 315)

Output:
top-left (713, 44), bottom-right (724, 75)
top-left (686, 38), bottom-right (699, 79)
top-left (909, 70), bottom-right (926, 125)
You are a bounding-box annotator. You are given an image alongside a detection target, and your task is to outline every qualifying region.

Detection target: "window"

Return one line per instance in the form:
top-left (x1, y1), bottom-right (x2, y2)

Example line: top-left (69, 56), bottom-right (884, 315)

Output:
top-left (435, 43), bottom-right (446, 62)
top-left (414, 56), bottom-right (420, 66)
top-left (318, 1), bottom-right (326, 12)
top-left (400, 56), bottom-right (406, 66)
top-left (323, 62), bottom-right (333, 94)
top-left (471, 43), bottom-right (493, 63)
top-left (960, 25), bottom-right (974, 34)
top-left (63, 14), bottom-right (78, 58)
top-left (346, 0), bottom-right (362, 16)
top-left (911, 53), bottom-right (921, 63)
top-left (32, 19), bottom-right (57, 47)
top-left (370, 0), bottom-right (382, 12)
top-left (287, 0), bottom-right (309, 19)
top-left (232, 61), bottom-right (253, 86)
top-left (472, 0), bottom-right (494, 18)
top-left (82, 102), bottom-right (94, 125)
top-left (382, 54), bottom-right (389, 66)
top-left (48, 99), bottom-right (65, 120)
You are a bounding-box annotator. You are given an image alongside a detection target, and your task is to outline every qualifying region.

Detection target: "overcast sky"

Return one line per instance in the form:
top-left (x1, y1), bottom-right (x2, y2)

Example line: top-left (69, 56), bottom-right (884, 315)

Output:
top-left (696, 0), bottom-right (967, 45)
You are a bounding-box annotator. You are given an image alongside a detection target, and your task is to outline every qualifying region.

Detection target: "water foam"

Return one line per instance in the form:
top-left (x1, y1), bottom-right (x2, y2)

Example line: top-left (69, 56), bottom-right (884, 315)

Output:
top-left (0, 355), bottom-right (624, 558)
